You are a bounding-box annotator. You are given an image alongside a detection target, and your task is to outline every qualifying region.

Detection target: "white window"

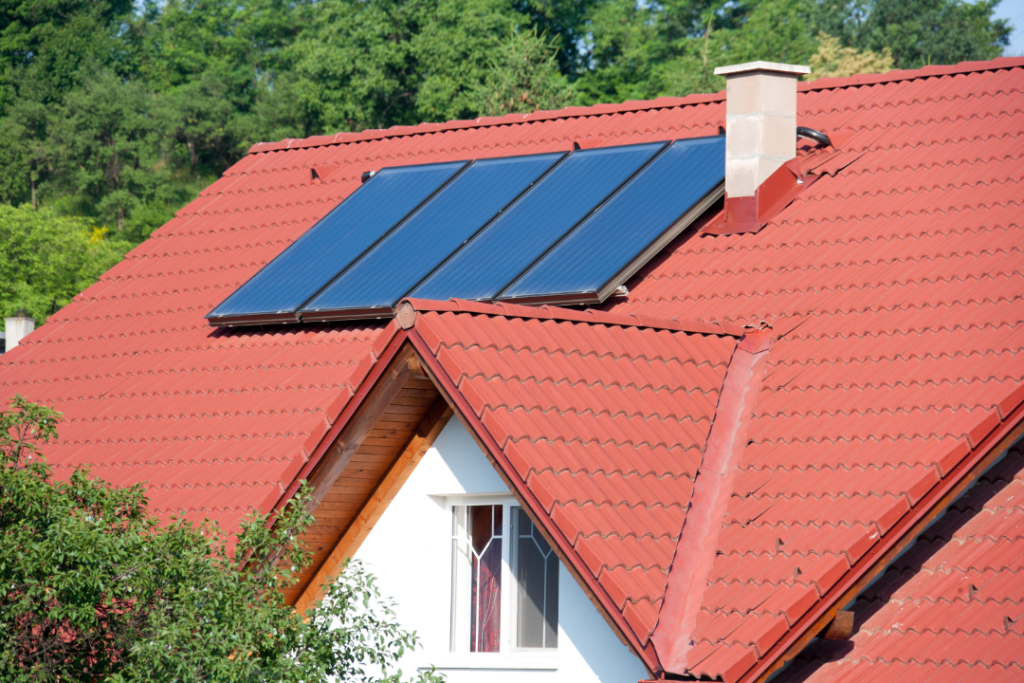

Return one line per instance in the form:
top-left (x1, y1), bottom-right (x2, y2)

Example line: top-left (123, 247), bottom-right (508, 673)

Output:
top-left (450, 502), bottom-right (559, 654)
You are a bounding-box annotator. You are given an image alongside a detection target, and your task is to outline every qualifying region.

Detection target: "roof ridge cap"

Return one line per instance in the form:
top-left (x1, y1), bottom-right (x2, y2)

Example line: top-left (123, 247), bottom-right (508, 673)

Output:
top-left (245, 58), bottom-right (1021, 156)
top-left (799, 56), bottom-right (1024, 92)
top-left (246, 91), bottom-right (726, 155)
top-left (399, 297), bottom-right (744, 337)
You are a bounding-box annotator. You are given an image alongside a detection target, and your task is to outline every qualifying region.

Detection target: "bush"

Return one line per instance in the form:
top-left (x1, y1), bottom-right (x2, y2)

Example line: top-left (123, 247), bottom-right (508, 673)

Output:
top-left (0, 396), bottom-right (441, 683)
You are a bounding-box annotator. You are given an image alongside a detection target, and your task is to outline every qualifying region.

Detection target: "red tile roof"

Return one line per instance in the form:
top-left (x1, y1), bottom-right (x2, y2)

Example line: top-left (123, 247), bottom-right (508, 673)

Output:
top-left (784, 438), bottom-right (1024, 682)
top-left (2, 56), bottom-right (1023, 682)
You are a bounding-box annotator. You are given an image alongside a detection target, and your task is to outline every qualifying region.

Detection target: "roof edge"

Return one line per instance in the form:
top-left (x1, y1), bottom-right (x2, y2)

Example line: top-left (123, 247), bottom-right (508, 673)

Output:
top-left (399, 297), bottom-right (745, 337)
top-left (246, 58), bottom-right (1024, 155)
top-left (800, 55), bottom-right (1024, 92)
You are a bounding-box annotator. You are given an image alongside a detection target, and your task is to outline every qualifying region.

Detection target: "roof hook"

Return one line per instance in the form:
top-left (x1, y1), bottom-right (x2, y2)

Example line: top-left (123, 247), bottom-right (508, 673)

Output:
top-left (797, 127), bottom-right (832, 147)
top-left (573, 141), bottom-right (582, 150)
top-left (360, 170), bottom-right (378, 183)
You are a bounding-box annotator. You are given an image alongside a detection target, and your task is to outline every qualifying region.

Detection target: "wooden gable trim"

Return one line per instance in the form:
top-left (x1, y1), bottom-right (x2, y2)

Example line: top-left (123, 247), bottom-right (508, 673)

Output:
top-left (295, 394), bottom-right (452, 614)
top-left (304, 343), bottom-right (421, 507)
top-left (283, 338), bottom-right (452, 607)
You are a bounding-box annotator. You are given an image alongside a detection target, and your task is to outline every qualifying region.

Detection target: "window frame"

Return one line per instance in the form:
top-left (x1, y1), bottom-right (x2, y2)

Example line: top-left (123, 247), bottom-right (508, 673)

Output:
top-left (441, 495), bottom-right (560, 669)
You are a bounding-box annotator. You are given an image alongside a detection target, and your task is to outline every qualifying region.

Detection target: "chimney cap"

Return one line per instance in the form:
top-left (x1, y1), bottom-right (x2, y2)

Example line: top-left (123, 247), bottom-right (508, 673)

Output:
top-left (714, 61), bottom-right (810, 76)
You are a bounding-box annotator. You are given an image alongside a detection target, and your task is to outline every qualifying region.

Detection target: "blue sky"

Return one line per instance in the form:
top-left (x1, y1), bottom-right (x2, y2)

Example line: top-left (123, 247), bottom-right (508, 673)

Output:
top-left (992, 0), bottom-right (1024, 55)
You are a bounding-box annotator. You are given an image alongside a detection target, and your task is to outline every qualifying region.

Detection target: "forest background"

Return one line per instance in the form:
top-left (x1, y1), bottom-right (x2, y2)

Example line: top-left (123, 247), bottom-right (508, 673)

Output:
top-left (0, 0), bottom-right (1013, 323)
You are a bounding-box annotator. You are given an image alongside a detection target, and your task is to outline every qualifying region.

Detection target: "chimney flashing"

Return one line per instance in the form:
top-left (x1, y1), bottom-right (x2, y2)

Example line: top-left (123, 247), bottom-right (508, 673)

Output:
top-left (707, 60), bottom-right (812, 235)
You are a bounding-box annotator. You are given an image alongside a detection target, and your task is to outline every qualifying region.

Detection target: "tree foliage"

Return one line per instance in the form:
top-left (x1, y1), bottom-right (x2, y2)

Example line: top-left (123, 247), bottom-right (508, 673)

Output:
top-left (809, 31), bottom-right (894, 78)
top-left (0, 205), bottom-right (130, 323)
top-left (0, 396), bottom-right (442, 683)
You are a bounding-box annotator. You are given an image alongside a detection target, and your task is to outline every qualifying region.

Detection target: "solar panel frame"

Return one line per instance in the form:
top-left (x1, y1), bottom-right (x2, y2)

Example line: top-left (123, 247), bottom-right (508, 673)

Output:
top-left (299, 151), bottom-right (566, 323)
top-left (409, 141), bottom-right (667, 304)
top-left (496, 135), bottom-right (725, 307)
top-left (206, 160), bottom-right (469, 326)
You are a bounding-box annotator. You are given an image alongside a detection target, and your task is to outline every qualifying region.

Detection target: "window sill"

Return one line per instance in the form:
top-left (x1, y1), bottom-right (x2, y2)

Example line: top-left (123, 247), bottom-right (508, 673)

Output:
top-left (420, 653), bottom-right (559, 671)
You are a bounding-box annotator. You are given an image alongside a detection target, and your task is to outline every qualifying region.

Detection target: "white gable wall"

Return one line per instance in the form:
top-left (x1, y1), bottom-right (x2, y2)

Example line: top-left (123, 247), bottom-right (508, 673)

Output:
top-left (352, 418), bottom-right (650, 682)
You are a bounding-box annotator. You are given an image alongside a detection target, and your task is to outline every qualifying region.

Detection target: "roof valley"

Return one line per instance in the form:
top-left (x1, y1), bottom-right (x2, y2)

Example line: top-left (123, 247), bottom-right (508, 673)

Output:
top-left (652, 328), bottom-right (772, 676)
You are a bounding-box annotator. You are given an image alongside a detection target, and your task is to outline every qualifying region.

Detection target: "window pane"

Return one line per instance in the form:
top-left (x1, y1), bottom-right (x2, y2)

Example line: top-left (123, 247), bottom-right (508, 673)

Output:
top-left (514, 508), bottom-right (558, 648)
top-left (470, 506), bottom-right (502, 652)
top-left (452, 505), bottom-right (503, 653)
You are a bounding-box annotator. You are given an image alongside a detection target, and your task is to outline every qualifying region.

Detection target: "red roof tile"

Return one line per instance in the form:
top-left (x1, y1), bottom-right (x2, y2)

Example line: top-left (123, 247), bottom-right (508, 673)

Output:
top-left (601, 58), bottom-right (1024, 680)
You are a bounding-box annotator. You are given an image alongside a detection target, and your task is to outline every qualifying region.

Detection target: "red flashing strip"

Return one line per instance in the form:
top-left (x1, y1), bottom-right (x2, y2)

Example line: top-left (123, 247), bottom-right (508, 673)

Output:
top-left (739, 399), bottom-right (1024, 683)
top-left (405, 326), bottom-right (665, 676)
top-left (704, 160), bottom-right (817, 236)
top-left (651, 329), bottom-right (772, 675)
top-left (400, 297), bottom-right (745, 337)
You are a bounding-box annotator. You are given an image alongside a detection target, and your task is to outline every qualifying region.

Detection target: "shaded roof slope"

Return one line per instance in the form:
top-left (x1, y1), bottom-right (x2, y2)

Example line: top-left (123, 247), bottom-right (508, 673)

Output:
top-left (783, 437), bottom-right (1024, 682)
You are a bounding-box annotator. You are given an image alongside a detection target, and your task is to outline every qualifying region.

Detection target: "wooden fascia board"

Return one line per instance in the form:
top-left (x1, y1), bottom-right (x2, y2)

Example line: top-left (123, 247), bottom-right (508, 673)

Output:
top-left (746, 401), bottom-right (1024, 683)
top-left (302, 342), bottom-right (421, 508)
top-left (294, 395), bottom-right (453, 614)
top-left (404, 327), bottom-right (663, 678)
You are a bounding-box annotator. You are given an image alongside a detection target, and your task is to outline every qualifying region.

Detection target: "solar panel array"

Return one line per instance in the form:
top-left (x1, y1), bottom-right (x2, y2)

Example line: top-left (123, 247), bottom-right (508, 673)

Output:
top-left (207, 136), bottom-right (725, 326)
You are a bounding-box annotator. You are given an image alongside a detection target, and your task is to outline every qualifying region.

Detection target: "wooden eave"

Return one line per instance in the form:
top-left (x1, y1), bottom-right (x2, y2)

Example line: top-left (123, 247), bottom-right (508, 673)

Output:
top-left (282, 340), bottom-right (452, 608)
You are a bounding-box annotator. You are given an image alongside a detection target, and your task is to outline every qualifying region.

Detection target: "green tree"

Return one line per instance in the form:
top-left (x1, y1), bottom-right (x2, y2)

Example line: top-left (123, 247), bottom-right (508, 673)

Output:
top-left (577, 0), bottom-right (820, 104)
top-left (289, 0), bottom-right (573, 131)
top-left (0, 205), bottom-right (130, 323)
top-left (812, 0), bottom-right (1010, 68)
top-left (0, 395), bottom-right (443, 683)
top-left (470, 27), bottom-right (575, 116)
top-left (860, 0), bottom-right (1009, 67)
top-left (0, 0), bottom-right (133, 110)
top-left (809, 31), bottom-right (894, 78)
top-left (47, 71), bottom-right (163, 232)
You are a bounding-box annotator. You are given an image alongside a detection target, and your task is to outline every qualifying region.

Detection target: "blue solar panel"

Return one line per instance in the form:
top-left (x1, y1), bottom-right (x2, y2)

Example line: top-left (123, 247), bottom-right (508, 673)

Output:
top-left (206, 160), bottom-right (466, 325)
top-left (498, 136), bottom-right (725, 306)
top-left (300, 152), bottom-right (564, 321)
top-left (410, 142), bottom-right (665, 303)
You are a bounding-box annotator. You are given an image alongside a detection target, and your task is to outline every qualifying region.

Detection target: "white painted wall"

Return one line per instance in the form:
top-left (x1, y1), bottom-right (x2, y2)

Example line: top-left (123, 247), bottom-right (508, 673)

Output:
top-left (353, 418), bottom-right (650, 683)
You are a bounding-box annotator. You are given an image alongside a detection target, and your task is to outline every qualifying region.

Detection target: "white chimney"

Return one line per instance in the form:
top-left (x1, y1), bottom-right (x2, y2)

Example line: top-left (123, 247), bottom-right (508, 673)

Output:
top-left (714, 61), bottom-right (810, 199)
top-left (5, 315), bottom-right (35, 351)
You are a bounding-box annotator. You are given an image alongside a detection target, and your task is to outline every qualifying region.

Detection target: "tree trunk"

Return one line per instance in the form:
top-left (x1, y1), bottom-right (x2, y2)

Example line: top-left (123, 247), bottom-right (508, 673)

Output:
top-left (30, 174), bottom-right (36, 210)
top-left (117, 207), bottom-right (124, 232)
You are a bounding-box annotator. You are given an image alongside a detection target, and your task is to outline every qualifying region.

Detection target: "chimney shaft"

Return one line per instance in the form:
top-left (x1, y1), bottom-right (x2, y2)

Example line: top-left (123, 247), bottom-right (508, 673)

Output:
top-left (714, 61), bottom-right (810, 198)
top-left (5, 315), bottom-right (35, 351)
